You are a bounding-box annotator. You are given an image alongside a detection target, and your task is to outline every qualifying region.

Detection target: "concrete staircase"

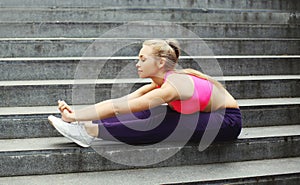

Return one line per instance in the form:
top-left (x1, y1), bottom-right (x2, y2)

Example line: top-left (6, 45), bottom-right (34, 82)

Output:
top-left (0, 0), bottom-right (299, 184)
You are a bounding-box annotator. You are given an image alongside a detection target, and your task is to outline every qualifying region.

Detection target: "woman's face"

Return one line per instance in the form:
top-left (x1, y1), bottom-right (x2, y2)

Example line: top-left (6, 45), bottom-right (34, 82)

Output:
top-left (136, 45), bottom-right (161, 78)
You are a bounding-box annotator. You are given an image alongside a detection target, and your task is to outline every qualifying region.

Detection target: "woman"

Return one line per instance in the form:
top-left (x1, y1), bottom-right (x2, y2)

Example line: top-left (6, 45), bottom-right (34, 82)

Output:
top-left (48, 39), bottom-right (242, 147)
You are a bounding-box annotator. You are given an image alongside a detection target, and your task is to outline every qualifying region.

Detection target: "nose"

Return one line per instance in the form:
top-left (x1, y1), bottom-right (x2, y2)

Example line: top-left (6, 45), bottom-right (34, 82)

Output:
top-left (136, 59), bottom-right (141, 68)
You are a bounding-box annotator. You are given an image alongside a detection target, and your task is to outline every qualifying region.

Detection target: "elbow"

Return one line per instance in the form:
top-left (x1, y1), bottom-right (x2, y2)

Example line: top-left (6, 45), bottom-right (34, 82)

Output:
top-left (110, 98), bottom-right (130, 116)
top-left (95, 99), bottom-right (120, 120)
top-left (112, 103), bottom-right (121, 116)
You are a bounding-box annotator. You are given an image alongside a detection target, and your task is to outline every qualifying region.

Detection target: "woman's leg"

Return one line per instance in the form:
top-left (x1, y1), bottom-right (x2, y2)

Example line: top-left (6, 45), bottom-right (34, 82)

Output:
top-left (91, 107), bottom-right (242, 145)
top-left (214, 108), bottom-right (242, 141)
top-left (81, 121), bottom-right (99, 137)
top-left (93, 106), bottom-right (183, 144)
top-left (189, 108), bottom-right (242, 142)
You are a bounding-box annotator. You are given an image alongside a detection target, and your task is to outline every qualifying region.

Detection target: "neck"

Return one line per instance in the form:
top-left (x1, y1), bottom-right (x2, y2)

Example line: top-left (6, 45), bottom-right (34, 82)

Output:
top-left (151, 71), bottom-right (165, 86)
top-left (151, 70), bottom-right (173, 86)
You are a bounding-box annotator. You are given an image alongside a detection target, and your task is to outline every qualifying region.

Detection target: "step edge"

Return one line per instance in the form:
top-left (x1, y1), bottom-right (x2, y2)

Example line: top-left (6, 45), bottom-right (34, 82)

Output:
top-left (1, 55), bottom-right (300, 61)
top-left (0, 75), bottom-right (299, 87)
top-left (1, 38), bottom-right (300, 41)
top-left (0, 157), bottom-right (299, 184)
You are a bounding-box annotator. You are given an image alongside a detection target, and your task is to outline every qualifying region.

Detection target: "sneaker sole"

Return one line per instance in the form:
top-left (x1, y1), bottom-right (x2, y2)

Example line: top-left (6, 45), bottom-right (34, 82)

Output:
top-left (48, 116), bottom-right (91, 148)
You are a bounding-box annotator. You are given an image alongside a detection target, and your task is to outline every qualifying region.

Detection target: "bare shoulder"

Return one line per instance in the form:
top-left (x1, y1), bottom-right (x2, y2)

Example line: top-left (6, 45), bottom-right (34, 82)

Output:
top-left (164, 72), bottom-right (194, 100)
top-left (165, 72), bottom-right (193, 87)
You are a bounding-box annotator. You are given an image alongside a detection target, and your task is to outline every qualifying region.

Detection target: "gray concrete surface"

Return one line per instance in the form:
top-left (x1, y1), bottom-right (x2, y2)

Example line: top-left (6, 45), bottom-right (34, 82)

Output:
top-left (0, 8), bottom-right (298, 23)
top-left (0, 98), bottom-right (299, 139)
top-left (1, 38), bottom-right (299, 58)
top-left (0, 76), bottom-right (299, 107)
top-left (0, 157), bottom-right (299, 185)
top-left (0, 0), bottom-right (298, 182)
top-left (0, 22), bottom-right (299, 38)
top-left (1, 0), bottom-right (299, 10)
top-left (1, 56), bottom-right (299, 80)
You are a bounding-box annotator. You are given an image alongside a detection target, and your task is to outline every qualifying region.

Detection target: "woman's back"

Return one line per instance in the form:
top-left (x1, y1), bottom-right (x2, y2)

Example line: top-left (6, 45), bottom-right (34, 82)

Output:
top-left (205, 83), bottom-right (239, 112)
top-left (165, 72), bottom-right (239, 113)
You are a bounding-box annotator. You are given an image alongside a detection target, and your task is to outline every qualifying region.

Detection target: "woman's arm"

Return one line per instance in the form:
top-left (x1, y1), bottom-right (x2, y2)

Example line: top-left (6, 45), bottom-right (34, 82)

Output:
top-left (60, 81), bottom-right (178, 122)
top-left (112, 82), bottom-right (178, 115)
top-left (126, 82), bottom-right (158, 100)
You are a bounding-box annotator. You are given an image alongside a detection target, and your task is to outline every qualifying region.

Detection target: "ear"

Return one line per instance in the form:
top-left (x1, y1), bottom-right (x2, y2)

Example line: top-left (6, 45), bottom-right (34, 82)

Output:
top-left (158, 58), bottom-right (166, 69)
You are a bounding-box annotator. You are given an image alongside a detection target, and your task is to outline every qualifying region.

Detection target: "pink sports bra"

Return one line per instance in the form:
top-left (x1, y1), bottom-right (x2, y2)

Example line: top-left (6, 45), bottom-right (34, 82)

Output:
top-left (162, 71), bottom-right (213, 114)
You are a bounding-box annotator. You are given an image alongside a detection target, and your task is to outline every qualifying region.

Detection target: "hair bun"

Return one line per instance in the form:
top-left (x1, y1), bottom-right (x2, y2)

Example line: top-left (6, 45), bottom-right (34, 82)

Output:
top-left (166, 39), bottom-right (180, 59)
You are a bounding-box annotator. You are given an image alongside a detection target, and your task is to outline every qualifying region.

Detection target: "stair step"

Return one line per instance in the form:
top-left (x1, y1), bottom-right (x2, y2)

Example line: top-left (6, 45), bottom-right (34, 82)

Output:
top-left (0, 22), bottom-right (299, 38)
top-left (1, 0), bottom-right (298, 10)
top-left (1, 38), bottom-right (299, 58)
top-left (0, 98), bottom-right (299, 139)
top-left (1, 97), bottom-right (299, 116)
top-left (1, 76), bottom-right (299, 107)
top-left (1, 75), bottom-right (299, 85)
top-left (0, 125), bottom-right (299, 177)
top-left (240, 125), bottom-right (300, 139)
top-left (0, 0), bottom-right (298, 182)
top-left (0, 157), bottom-right (299, 184)
top-left (1, 125), bottom-right (299, 151)
top-left (0, 8), bottom-right (298, 23)
top-left (238, 97), bottom-right (300, 106)
top-left (1, 56), bottom-right (299, 80)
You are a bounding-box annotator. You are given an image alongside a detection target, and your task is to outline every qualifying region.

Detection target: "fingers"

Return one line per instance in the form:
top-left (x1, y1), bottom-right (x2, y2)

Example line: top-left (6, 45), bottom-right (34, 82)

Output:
top-left (58, 100), bottom-right (65, 111)
top-left (58, 100), bottom-right (73, 113)
top-left (61, 104), bottom-right (73, 113)
top-left (63, 109), bottom-right (69, 114)
top-left (61, 109), bottom-right (75, 123)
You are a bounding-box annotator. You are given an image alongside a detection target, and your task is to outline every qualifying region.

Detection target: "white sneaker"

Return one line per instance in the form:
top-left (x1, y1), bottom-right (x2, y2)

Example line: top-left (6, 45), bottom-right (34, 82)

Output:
top-left (48, 115), bottom-right (95, 147)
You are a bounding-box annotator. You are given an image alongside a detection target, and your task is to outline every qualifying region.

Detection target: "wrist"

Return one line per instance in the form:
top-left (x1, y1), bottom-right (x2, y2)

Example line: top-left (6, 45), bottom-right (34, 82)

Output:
top-left (70, 113), bottom-right (76, 122)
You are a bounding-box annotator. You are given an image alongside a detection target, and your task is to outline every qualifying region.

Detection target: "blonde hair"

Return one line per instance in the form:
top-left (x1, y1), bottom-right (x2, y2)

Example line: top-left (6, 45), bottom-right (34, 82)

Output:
top-left (143, 39), bottom-right (224, 88)
top-left (143, 39), bottom-right (180, 70)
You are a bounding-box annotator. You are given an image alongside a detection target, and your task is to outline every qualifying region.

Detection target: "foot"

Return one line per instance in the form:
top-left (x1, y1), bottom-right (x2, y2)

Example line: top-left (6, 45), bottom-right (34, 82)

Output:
top-left (48, 115), bottom-right (95, 147)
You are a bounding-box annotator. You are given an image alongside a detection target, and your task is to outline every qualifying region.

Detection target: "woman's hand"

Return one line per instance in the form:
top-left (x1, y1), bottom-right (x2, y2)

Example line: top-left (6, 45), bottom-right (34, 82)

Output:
top-left (58, 100), bottom-right (73, 113)
top-left (61, 109), bottom-right (76, 122)
top-left (58, 100), bottom-right (76, 122)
